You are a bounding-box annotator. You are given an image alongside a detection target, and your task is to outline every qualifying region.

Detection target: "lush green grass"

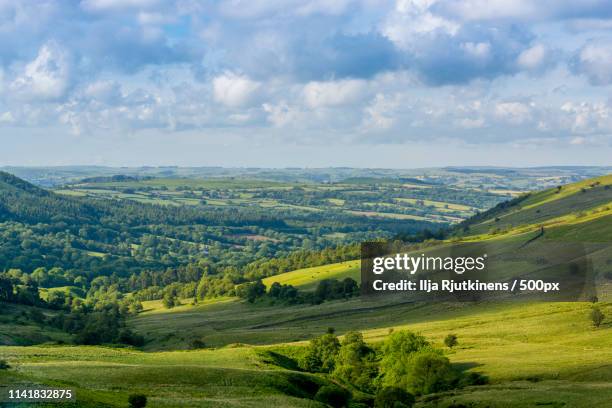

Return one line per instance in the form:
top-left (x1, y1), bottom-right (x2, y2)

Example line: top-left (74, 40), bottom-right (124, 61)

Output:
top-left (4, 174), bottom-right (610, 406)
top-left (4, 299), bottom-right (610, 407)
top-left (466, 175), bottom-right (612, 236)
top-left (262, 260), bottom-right (360, 291)
top-left (0, 345), bottom-right (329, 407)
top-left (0, 303), bottom-right (70, 346)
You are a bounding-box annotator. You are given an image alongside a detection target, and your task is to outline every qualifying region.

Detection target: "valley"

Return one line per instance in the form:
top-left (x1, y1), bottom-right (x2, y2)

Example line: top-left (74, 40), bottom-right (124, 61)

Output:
top-left (0, 167), bottom-right (610, 407)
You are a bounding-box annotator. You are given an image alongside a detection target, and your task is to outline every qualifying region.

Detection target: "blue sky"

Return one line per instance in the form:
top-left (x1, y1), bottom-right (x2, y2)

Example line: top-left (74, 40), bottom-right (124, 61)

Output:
top-left (1, 0), bottom-right (612, 167)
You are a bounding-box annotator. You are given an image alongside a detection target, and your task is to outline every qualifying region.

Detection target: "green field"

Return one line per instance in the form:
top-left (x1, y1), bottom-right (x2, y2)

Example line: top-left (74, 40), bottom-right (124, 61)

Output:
top-left (55, 176), bottom-right (503, 226)
top-left (1, 173), bottom-right (611, 407)
top-left (262, 261), bottom-right (360, 291)
top-left (3, 299), bottom-right (610, 407)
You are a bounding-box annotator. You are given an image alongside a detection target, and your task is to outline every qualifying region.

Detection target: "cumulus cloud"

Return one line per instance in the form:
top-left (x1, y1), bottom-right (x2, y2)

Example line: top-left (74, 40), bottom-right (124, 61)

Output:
top-left (0, 0), bottom-right (610, 155)
top-left (10, 42), bottom-right (71, 101)
top-left (517, 44), bottom-right (547, 70)
top-left (213, 73), bottom-right (261, 108)
top-left (302, 79), bottom-right (367, 108)
top-left (572, 41), bottom-right (612, 85)
top-left (495, 101), bottom-right (533, 125)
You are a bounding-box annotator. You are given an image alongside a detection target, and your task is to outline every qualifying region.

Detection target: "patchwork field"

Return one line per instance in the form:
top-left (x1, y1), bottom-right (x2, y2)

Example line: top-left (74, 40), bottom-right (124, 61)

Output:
top-left (54, 176), bottom-right (502, 226)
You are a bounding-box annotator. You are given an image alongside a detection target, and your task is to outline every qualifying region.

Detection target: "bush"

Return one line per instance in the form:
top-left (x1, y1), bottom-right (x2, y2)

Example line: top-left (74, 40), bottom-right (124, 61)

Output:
top-left (299, 333), bottom-right (340, 373)
top-left (333, 331), bottom-right (378, 392)
top-left (591, 307), bottom-right (605, 327)
top-left (117, 329), bottom-right (145, 346)
top-left (128, 394), bottom-right (147, 408)
top-left (162, 294), bottom-right (178, 309)
top-left (190, 339), bottom-right (206, 349)
top-left (314, 385), bottom-right (350, 408)
top-left (458, 372), bottom-right (489, 387)
top-left (374, 387), bottom-right (415, 408)
top-left (444, 334), bottom-right (458, 349)
top-left (0, 359), bottom-right (10, 369)
top-left (404, 350), bottom-right (457, 396)
top-left (378, 331), bottom-right (430, 390)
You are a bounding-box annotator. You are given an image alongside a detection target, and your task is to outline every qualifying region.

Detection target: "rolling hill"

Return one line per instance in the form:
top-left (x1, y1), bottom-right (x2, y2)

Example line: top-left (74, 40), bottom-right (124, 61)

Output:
top-left (1, 174), bottom-right (611, 407)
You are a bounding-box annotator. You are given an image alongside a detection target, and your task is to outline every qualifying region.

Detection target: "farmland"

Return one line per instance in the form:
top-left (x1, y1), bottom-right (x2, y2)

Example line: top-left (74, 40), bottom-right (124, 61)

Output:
top-left (1, 168), bottom-right (611, 407)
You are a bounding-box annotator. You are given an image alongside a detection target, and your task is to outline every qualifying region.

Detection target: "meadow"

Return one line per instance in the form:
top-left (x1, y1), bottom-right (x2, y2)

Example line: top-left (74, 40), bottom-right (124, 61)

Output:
top-left (2, 299), bottom-right (610, 407)
top-left (1, 169), bottom-right (611, 407)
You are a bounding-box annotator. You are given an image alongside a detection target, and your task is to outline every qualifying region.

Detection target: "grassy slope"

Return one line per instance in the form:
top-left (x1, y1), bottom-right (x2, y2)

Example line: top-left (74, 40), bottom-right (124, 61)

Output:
top-left (3, 300), bottom-right (611, 407)
top-left (0, 345), bottom-right (329, 407)
top-left (465, 174), bottom-right (612, 236)
top-left (262, 260), bottom-right (360, 291)
top-left (0, 303), bottom-right (71, 346)
top-left (2, 175), bottom-right (611, 407)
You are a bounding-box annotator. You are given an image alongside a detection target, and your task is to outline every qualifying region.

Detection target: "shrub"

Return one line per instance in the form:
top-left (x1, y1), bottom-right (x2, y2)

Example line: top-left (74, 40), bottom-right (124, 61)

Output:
top-left (128, 394), bottom-right (147, 408)
top-left (190, 339), bottom-right (206, 349)
top-left (162, 293), bottom-right (177, 309)
top-left (378, 330), bottom-right (430, 390)
top-left (444, 334), bottom-right (458, 349)
top-left (374, 387), bottom-right (415, 408)
top-left (0, 359), bottom-right (10, 369)
top-left (333, 331), bottom-right (378, 392)
top-left (117, 329), bottom-right (145, 346)
top-left (314, 385), bottom-right (350, 408)
top-left (591, 307), bottom-right (605, 328)
top-left (404, 350), bottom-right (458, 396)
top-left (458, 372), bottom-right (489, 387)
top-left (299, 333), bottom-right (340, 373)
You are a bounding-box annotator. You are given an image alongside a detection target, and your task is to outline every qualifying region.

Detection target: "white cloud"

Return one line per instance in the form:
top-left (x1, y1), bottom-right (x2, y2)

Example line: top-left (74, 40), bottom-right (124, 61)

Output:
top-left (10, 42), bottom-right (71, 101)
top-left (382, 0), bottom-right (459, 50)
top-left (213, 73), bottom-right (261, 108)
top-left (83, 80), bottom-right (122, 104)
top-left (457, 117), bottom-right (485, 128)
top-left (263, 101), bottom-right (300, 127)
top-left (494, 101), bottom-right (532, 125)
top-left (361, 93), bottom-right (400, 131)
top-left (81, 0), bottom-right (160, 12)
top-left (574, 42), bottom-right (612, 85)
top-left (0, 111), bottom-right (15, 124)
top-left (517, 44), bottom-right (546, 70)
top-left (302, 79), bottom-right (367, 109)
top-left (462, 41), bottom-right (491, 59)
top-left (560, 101), bottom-right (612, 134)
top-left (439, 0), bottom-right (538, 21)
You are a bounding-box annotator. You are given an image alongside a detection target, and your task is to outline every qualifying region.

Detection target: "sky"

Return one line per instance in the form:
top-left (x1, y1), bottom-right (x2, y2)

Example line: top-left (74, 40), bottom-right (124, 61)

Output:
top-left (1, 0), bottom-right (612, 168)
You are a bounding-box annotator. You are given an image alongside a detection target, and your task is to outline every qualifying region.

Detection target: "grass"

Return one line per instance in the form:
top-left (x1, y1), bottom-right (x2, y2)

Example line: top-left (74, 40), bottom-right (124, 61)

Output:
top-left (348, 210), bottom-right (432, 221)
top-left (395, 197), bottom-right (474, 211)
top-left (0, 303), bottom-right (71, 345)
top-left (466, 175), bottom-right (612, 236)
top-left (4, 299), bottom-right (610, 406)
top-left (4, 174), bottom-right (610, 406)
top-left (262, 260), bottom-right (360, 291)
top-left (0, 345), bottom-right (328, 407)
top-left (80, 177), bottom-right (291, 190)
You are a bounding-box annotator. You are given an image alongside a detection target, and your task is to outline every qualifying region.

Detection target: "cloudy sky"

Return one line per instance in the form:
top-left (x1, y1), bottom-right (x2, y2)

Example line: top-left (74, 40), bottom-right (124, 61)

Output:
top-left (1, 0), bottom-right (612, 167)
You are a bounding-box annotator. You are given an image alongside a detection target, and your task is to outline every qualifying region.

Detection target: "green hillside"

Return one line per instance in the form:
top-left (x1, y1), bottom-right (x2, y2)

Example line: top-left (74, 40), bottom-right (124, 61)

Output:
top-left (459, 174), bottom-right (612, 237)
top-left (262, 260), bottom-right (360, 291)
top-left (1, 174), bottom-right (611, 407)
